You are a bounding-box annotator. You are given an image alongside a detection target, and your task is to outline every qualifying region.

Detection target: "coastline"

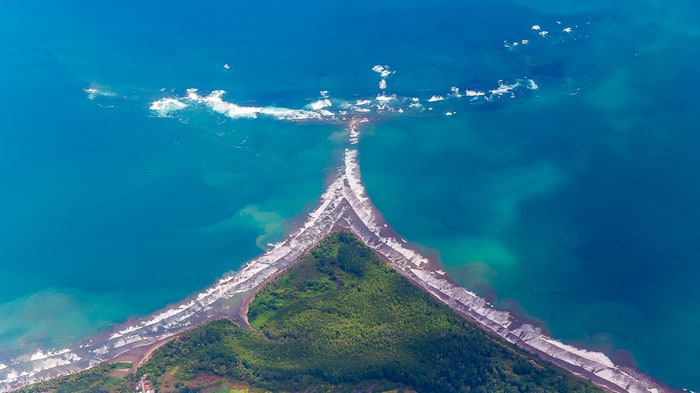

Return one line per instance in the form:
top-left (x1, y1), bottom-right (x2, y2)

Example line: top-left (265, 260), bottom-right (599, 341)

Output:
top-left (0, 119), bottom-right (679, 393)
top-left (107, 337), bottom-right (175, 376)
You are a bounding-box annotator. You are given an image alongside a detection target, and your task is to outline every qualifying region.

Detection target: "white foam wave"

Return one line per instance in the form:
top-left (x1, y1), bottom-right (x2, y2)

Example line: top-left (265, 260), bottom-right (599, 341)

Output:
top-left (149, 98), bottom-right (188, 117)
top-left (309, 98), bottom-right (332, 110)
top-left (149, 71), bottom-right (542, 127)
top-left (465, 89), bottom-right (486, 97)
top-left (32, 353), bottom-right (81, 372)
top-left (110, 301), bottom-right (197, 341)
top-left (83, 85), bottom-right (117, 100)
top-left (489, 78), bottom-right (538, 97)
top-left (92, 346), bottom-right (109, 356)
top-left (371, 64), bottom-right (394, 78)
top-left (29, 349), bottom-right (70, 362)
top-left (151, 89), bottom-right (330, 121)
top-left (539, 336), bottom-right (615, 368)
top-left (2, 370), bottom-right (18, 384)
top-left (375, 94), bottom-right (395, 102)
top-left (372, 65), bottom-right (395, 91)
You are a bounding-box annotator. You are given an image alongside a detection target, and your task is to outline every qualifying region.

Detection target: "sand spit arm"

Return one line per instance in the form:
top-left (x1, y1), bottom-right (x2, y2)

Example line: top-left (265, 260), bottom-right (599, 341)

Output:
top-left (0, 120), bottom-right (676, 393)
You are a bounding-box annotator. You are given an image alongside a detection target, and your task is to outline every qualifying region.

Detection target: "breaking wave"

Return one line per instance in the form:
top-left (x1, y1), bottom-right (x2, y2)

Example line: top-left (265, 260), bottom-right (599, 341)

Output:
top-left (148, 65), bottom-right (540, 123)
top-left (83, 84), bottom-right (117, 100)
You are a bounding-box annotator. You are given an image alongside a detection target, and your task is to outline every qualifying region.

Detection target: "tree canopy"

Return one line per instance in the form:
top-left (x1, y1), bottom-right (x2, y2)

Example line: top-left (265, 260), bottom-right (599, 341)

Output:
top-left (21, 232), bottom-right (604, 393)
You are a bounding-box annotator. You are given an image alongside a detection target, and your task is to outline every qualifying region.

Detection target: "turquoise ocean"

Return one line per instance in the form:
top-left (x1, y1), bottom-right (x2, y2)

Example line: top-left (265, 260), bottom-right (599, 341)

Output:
top-left (1, 0), bottom-right (699, 390)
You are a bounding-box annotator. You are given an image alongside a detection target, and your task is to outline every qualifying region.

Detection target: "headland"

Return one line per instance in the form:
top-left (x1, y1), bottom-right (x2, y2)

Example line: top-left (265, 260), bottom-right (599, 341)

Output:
top-left (0, 119), bottom-right (678, 393)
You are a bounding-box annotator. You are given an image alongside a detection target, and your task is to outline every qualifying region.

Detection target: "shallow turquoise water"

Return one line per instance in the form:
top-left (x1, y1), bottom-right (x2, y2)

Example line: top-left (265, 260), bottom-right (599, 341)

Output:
top-left (1, 0), bottom-right (698, 389)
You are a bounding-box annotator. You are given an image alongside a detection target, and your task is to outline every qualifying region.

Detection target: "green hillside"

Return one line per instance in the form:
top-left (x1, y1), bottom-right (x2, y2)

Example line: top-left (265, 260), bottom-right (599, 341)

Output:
top-left (20, 232), bottom-right (604, 393)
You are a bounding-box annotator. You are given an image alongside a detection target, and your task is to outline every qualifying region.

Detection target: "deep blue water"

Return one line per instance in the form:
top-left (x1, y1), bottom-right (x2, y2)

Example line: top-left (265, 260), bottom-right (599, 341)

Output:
top-left (1, 0), bottom-right (699, 390)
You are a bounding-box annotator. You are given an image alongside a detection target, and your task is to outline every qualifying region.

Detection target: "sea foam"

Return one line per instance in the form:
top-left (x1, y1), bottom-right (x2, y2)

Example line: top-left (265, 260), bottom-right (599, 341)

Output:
top-left (83, 85), bottom-right (117, 100)
top-left (150, 89), bottom-right (330, 121)
top-left (149, 98), bottom-right (188, 117)
top-left (147, 63), bottom-right (542, 124)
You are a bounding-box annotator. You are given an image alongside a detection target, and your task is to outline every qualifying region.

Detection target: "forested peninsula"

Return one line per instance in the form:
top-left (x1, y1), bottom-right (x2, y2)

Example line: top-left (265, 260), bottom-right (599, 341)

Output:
top-left (19, 233), bottom-right (603, 393)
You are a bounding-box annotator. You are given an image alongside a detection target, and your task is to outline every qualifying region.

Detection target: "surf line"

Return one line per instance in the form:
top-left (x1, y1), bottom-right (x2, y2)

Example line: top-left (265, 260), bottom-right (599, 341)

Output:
top-left (0, 118), bottom-right (675, 393)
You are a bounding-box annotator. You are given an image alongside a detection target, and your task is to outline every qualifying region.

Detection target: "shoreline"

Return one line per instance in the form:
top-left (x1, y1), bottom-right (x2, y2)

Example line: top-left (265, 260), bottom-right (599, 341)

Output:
top-left (108, 336), bottom-right (175, 376)
top-left (236, 261), bottom-right (298, 330)
top-left (0, 119), bottom-right (680, 393)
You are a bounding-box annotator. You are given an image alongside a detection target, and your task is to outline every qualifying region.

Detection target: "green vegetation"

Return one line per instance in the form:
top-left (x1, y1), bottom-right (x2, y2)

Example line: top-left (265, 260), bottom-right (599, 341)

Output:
top-left (19, 362), bottom-right (132, 393)
top-left (112, 362), bottom-right (133, 370)
top-left (19, 232), bottom-right (604, 393)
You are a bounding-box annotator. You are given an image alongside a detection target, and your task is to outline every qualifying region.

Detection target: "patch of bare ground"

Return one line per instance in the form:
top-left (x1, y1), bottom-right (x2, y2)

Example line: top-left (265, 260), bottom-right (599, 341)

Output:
top-left (158, 373), bottom-right (225, 393)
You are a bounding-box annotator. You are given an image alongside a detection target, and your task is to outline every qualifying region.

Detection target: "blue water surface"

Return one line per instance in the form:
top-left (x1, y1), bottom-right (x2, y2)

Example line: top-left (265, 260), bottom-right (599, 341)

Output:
top-left (1, 0), bottom-right (699, 390)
